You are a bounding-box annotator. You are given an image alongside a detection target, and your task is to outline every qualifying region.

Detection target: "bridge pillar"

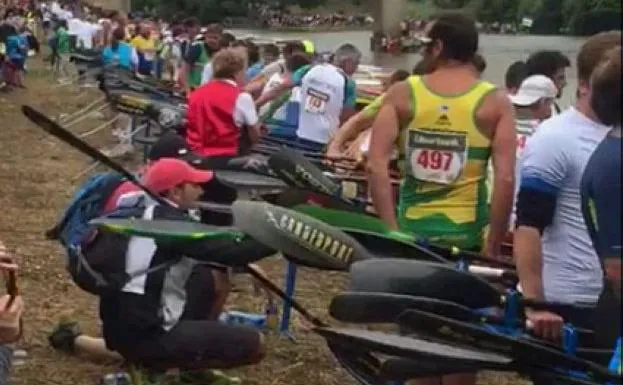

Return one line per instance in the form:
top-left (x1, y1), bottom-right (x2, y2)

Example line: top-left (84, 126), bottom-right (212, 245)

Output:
top-left (373, 0), bottom-right (409, 36)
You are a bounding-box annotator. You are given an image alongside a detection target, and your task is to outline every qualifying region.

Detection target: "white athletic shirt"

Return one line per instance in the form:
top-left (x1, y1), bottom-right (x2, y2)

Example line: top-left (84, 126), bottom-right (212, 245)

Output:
top-left (505, 117), bottom-right (541, 228)
top-left (201, 62), bottom-right (213, 85)
top-left (259, 73), bottom-right (301, 120)
top-left (68, 18), bottom-right (100, 49)
top-left (519, 107), bottom-right (611, 304)
top-left (259, 58), bottom-right (286, 79)
top-left (297, 64), bottom-right (348, 144)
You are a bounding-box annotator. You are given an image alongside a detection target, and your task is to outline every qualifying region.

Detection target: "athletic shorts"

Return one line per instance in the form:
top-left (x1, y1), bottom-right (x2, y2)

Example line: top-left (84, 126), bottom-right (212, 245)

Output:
top-left (118, 265), bottom-right (261, 370)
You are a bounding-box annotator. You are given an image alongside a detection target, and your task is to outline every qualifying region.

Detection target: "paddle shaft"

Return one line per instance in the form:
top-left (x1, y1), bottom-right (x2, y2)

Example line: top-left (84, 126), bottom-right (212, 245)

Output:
top-left (246, 266), bottom-right (326, 327)
top-left (419, 241), bottom-right (516, 269)
top-left (22, 106), bottom-right (170, 207)
top-left (22, 105), bottom-right (330, 329)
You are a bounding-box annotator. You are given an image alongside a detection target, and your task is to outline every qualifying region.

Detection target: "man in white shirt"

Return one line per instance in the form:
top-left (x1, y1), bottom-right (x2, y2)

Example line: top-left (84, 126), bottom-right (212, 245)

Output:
top-left (504, 75), bottom-right (557, 228)
top-left (255, 43), bottom-right (360, 151)
top-left (244, 40), bottom-right (307, 95)
top-left (514, 32), bottom-right (621, 346)
top-left (259, 53), bottom-right (312, 137)
top-left (68, 17), bottom-right (100, 49)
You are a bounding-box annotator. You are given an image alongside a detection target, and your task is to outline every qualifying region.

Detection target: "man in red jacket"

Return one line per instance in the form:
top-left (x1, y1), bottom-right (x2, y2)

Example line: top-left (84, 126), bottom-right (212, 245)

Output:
top-left (185, 47), bottom-right (263, 168)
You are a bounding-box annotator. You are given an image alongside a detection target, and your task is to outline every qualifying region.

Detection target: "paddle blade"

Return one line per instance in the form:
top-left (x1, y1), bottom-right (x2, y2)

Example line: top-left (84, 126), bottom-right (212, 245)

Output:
top-left (398, 309), bottom-right (620, 384)
top-left (214, 170), bottom-right (287, 191)
top-left (90, 218), bottom-right (243, 241)
top-left (316, 327), bottom-right (512, 366)
top-left (231, 201), bottom-right (372, 271)
top-left (327, 344), bottom-right (383, 385)
top-left (267, 147), bottom-right (341, 197)
top-left (349, 259), bottom-right (501, 309)
top-left (380, 357), bottom-right (479, 380)
top-left (293, 206), bottom-right (448, 263)
top-left (329, 292), bottom-right (476, 324)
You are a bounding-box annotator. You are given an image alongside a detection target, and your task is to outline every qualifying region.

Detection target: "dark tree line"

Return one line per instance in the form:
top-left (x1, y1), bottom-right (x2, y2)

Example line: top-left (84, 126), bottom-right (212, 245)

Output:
top-left (131, 0), bottom-right (620, 36)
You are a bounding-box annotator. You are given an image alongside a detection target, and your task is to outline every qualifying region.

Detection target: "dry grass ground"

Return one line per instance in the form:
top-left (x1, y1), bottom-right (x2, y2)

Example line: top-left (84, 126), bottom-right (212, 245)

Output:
top-left (0, 58), bottom-right (528, 385)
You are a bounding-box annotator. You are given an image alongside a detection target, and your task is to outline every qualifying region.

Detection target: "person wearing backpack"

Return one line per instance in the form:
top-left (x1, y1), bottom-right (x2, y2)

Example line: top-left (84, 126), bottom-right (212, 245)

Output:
top-left (49, 158), bottom-right (268, 384)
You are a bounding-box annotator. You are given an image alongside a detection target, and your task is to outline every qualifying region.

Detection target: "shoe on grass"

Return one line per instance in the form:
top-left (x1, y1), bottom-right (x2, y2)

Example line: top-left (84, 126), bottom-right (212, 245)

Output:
top-left (178, 370), bottom-right (241, 385)
top-left (48, 321), bottom-right (81, 354)
top-left (127, 365), bottom-right (166, 385)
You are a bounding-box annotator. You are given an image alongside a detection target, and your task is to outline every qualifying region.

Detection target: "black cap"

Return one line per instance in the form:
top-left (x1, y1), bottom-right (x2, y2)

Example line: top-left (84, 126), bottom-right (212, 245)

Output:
top-left (148, 133), bottom-right (203, 166)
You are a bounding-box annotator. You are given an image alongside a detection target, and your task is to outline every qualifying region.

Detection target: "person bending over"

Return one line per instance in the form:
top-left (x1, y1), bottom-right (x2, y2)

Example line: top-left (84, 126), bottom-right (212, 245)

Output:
top-left (326, 68), bottom-right (410, 161)
top-left (53, 159), bottom-right (265, 384)
top-left (185, 47), bottom-right (262, 168)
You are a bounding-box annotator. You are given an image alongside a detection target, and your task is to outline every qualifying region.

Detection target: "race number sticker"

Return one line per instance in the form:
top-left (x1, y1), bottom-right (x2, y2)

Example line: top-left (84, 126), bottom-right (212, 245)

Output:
top-left (304, 88), bottom-right (329, 114)
top-left (144, 51), bottom-right (156, 61)
top-left (407, 130), bottom-right (468, 185)
top-left (516, 133), bottom-right (528, 158)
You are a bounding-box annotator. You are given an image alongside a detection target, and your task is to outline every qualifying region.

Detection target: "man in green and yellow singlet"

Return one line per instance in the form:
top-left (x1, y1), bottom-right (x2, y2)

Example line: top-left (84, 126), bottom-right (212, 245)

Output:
top-left (367, 13), bottom-right (517, 385)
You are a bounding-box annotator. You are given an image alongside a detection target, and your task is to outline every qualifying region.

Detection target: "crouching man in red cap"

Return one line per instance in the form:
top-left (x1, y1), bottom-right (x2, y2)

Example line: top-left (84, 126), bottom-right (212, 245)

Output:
top-left (50, 158), bottom-right (269, 384)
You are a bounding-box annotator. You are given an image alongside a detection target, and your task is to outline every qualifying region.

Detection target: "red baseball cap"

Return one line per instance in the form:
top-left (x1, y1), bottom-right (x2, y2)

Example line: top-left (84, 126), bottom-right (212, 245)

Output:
top-left (142, 158), bottom-right (214, 194)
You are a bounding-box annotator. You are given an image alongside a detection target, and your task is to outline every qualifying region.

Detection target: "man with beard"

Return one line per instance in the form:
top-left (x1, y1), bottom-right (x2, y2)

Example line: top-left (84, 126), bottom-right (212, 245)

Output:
top-left (514, 32), bottom-right (620, 368)
top-left (366, 13), bottom-right (516, 384)
top-left (185, 23), bottom-right (222, 93)
top-left (580, 46), bottom-right (621, 354)
top-left (524, 50), bottom-right (571, 115)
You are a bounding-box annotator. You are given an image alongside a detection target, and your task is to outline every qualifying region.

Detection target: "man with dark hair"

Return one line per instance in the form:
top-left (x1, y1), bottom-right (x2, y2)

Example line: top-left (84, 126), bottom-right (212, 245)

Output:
top-left (244, 40), bottom-right (307, 95)
top-left (245, 41), bottom-right (262, 81)
top-left (471, 53), bottom-right (486, 75)
top-left (259, 53), bottom-right (312, 136)
top-left (183, 22), bottom-right (221, 93)
top-left (514, 32), bottom-right (621, 354)
top-left (262, 43), bottom-right (280, 66)
top-left (255, 43), bottom-right (360, 151)
top-left (504, 60), bottom-right (527, 94)
top-left (581, 47), bottom-right (622, 350)
top-left (326, 68), bottom-right (412, 160)
top-left (524, 50), bottom-right (571, 112)
top-left (367, 14), bottom-right (517, 384)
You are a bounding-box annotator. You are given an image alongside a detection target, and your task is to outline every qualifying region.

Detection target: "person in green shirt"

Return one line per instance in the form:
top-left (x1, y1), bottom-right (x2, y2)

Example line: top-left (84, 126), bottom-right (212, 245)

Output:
top-left (55, 20), bottom-right (71, 80)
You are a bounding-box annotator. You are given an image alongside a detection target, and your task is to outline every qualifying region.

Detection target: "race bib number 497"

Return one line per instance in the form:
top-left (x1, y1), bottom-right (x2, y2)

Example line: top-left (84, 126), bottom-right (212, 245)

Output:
top-left (407, 129), bottom-right (468, 185)
top-left (304, 88), bottom-right (329, 114)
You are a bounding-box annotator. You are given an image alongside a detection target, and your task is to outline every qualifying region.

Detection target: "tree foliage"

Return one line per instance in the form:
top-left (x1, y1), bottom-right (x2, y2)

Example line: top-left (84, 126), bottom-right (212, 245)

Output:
top-left (132, 0), bottom-right (620, 36)
top-left (467, 0), bottom-right (621, 35)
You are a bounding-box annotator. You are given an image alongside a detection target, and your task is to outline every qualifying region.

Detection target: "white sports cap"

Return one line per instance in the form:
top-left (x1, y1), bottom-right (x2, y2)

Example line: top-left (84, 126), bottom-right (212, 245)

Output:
top-left (509, 75), bottom-right (558, 106)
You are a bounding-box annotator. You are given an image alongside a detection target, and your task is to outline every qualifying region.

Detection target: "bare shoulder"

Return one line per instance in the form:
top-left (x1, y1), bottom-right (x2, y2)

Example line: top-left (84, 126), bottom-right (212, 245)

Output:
top-left (383, 80), bottom-right (412, 119)
top-left (476, 88), bottom-right (514, 139)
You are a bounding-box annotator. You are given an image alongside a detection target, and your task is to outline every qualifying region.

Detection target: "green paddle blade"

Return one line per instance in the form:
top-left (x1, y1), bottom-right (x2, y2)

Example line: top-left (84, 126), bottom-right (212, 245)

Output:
top-left (231, 200), bottom-right (373, 271)
top-left (293, 205), bottom-right (447, 263)
top-left (90, 218), bottom-right (244, 241)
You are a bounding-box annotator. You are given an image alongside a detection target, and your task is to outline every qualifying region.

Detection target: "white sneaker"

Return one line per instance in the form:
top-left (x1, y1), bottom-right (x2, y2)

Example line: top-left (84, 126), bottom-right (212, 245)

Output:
top-left (100, 143), bottom-right (134, 158)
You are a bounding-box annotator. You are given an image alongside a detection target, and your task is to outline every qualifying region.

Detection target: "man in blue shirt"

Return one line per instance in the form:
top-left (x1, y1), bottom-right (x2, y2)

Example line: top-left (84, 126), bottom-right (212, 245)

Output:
top-left (581, 47), bottom-right (621, 349)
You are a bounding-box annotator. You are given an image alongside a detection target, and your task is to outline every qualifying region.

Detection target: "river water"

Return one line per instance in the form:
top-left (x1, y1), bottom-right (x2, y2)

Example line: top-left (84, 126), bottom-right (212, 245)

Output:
top-left (232, 29), bottom-right (585, 108)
